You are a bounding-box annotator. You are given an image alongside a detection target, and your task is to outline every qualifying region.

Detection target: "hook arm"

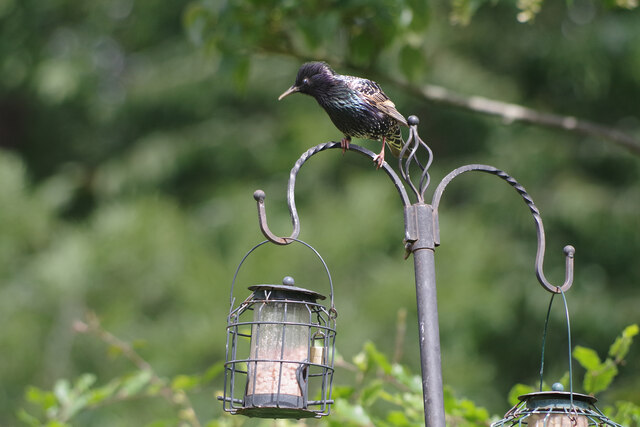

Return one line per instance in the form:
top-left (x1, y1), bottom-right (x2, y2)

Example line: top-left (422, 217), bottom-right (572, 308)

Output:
top-left (253, 141), bottom-right (412, 245)
top-left (253, 189), bottom-right (298, 245)
top-left (431, 164), bottom-right (575, 294)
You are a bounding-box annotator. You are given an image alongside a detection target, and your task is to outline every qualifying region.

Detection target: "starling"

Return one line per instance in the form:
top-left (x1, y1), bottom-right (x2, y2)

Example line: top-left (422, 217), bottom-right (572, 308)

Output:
top-left (278, 62), bottom-right (408, 168)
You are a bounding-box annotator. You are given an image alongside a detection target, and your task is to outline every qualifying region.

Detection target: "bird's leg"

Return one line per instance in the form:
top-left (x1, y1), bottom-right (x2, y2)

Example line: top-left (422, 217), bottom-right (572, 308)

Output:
top-left (373, 138), bottom-right (386, 169)
top-left (340, 136), bottom-right (351, 154)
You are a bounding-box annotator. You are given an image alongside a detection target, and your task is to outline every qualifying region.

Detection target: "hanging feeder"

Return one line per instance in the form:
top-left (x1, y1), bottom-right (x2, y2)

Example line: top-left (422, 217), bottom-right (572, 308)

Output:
top-left (493, 382), bottom-right (622, 426)
top-left (219, 240), bottom-right (337, 419)
top-left (492, 291), bottom-right (622, 427)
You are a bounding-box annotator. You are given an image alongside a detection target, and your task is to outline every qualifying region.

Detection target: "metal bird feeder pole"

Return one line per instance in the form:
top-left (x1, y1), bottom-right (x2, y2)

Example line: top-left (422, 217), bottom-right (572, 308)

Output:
top-left (250, 115), bottom-right (576, 427)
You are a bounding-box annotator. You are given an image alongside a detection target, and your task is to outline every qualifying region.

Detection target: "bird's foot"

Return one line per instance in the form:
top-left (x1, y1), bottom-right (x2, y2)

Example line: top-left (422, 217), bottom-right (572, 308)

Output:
top-left (340, 137), bottom-right (351, 154)
top-left (373, 152), bottom-right (385, 169)
top-left (373, 138), bottom-right (386, 169)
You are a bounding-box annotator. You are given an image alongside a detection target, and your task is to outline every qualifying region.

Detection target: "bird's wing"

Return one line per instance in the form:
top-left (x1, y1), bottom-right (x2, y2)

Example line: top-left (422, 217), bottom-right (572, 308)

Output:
top-left (351, 78), bottom-right (408, 127)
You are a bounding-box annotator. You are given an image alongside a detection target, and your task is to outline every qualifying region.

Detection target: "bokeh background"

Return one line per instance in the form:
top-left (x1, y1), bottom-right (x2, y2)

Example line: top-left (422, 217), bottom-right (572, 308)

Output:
top-left (1, 0), bottom-right (639, 425)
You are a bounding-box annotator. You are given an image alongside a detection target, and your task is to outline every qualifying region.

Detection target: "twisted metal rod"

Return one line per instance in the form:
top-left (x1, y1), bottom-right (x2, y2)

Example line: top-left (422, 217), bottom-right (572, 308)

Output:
top-left (431, 164), bottom-right (575, 293)
top-left (399, 115), bottom-right (434, 204)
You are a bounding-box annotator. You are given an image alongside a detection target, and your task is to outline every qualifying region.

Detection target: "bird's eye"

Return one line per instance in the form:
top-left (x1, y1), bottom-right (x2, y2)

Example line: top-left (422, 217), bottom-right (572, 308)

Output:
top-left (303, 78), bottom-right (309, 85)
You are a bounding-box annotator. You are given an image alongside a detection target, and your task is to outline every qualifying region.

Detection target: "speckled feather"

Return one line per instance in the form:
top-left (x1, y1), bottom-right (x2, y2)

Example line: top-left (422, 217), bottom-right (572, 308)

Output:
top-left (279, 62), bottom-right (408, 159)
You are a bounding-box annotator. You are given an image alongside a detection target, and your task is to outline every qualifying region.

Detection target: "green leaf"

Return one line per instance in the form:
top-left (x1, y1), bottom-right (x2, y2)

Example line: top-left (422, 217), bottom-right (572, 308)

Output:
top-left (331, 385), bottom-right (356, 400)
top-left (145, 419), bottom-right (181, 427)
top-left (352, 350), bottom-right (368, 372)
top-left (117, 370), bottom-right (153, 398)
top-left (53, 379), bottom-right (71, 405)
top-left (390, 364), bottom-right (422, 394)
top-left (171, 374), bottom-right (200, 391)
top-left (449, 0), bottom-right (487, 25)
top-left (610, 400), bottom-right (640, 425)
top-left (387, 410), bottom-right (411, 426)
top-left (507, 383), bottom-right (535, 407)
top-left (87, 380), bottom-right (120, 405)
top-left (406, 0), bottom-right (430, 31)
top-left (183, 3), bottom-right (210, 45)
top-left (73, 374), bottom-right (97, 394)
top-left (16, 408), bottom-right (41, 427)
top-left (609, 324), bottom-right (639, 362)
top-left (332, 398), bottom-right (373, 426)
top-left (232, 56), bottom-right (251, 93)
top-left (365, 341), bottom-right (392, 374)
top-left (202, 362), bottom-right (224, 383)
top-left (360, 379), bottom-right (384, 407)
top-left (573, 345), bottom-right (602, 371)
top-left (583, 359), bottom-right (618, 395)
top-left (458, 398), bottom-right (490, 422)
top-left (25, 386), bottom-right (57, 410)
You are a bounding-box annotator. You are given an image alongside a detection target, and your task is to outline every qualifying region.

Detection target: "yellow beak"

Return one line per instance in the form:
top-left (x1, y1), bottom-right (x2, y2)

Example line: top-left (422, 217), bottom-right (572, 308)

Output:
top-left (278, 85), bottom-right (299, 101)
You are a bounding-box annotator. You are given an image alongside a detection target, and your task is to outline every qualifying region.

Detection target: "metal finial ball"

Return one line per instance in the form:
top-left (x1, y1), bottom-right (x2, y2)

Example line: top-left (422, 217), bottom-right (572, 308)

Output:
top-left (563, 245), bottom-right (575, 258)
top-left (551, 382), bottom-right (564, 391)
top-left (282, 276), bottom-right (295, 286)
top-left (408, 115), bottom-right (420, 126)
top-left (253, 189), bottom-right (266, 201)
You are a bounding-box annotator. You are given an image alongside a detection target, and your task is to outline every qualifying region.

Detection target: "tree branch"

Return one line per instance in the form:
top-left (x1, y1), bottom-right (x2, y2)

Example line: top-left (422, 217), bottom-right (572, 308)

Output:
top-left (390, 79), bottom-right (640, 155)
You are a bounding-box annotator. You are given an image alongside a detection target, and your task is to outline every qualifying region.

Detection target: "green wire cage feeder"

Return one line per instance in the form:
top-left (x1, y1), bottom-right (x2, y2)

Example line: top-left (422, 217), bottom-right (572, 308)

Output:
top-left (491, 291), bottom-right (623, 427)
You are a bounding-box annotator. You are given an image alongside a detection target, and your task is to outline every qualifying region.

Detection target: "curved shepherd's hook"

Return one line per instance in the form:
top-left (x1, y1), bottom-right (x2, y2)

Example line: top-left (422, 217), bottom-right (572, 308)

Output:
top-left (431, 164), bottom-right (575, 294)
top-left (254, 141), bottom-right (412, 245)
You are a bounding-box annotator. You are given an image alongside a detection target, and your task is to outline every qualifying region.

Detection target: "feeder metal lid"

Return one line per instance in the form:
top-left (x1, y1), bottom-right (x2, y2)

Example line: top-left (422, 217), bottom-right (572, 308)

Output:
top-left (248, 276), bottom-right (326, 301)
top-left (519, 390), bottom-right (597, 410)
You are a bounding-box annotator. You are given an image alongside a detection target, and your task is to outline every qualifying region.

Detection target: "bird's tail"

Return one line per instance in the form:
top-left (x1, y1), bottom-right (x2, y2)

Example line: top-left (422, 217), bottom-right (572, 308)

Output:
top-left (386, 127), bottom-right (409, 159)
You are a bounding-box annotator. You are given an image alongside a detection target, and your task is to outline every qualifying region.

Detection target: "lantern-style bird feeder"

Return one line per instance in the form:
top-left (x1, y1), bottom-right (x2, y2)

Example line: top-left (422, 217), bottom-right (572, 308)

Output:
top-left (491, 292), bottom-right (622, 427)
top-left (492, 383), bottom-right (622, 426)
top-left (219, 241), bottom-right (337, 419)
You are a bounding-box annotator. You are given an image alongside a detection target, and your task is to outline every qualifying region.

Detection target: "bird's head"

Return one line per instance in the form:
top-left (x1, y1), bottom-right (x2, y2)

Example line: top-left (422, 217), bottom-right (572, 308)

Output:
top-left (278, 62), bottom-right (336, 101)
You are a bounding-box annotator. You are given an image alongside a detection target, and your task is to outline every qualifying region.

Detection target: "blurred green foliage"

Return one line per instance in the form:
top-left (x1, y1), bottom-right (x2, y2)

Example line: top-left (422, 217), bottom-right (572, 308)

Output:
top-left (1, 0), bottom-right (640, 425)
top-left (16, 322), bottom-right (640, 425)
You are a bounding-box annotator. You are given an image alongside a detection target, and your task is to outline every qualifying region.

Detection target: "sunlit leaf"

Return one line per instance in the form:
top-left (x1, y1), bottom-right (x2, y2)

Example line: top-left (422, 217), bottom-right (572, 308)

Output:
top-left (331, 385), bottom-right (356, 400)
top-left (573, 345), bottom-right (602, 371)
top-left (507, 383), bottom-right (535, 407)
top-left (201, 363), bottom-right (224, 383)
top-left (16, 409), bottom-right (41, 427)
top-left (332, 398), bottom-right (373, 426)
top-left (365, 341), bottom-right (392, 374)
top-left (87, 380), bottom-right (120, 405)
top-left (583, 359), bottom-right (618, 395)
top-left (390, 364), bottom-right (422, 394)
top-left (609, 324), bottom-right (639, 362)
top-left (360, 379), bottom-right (384, 407)
top-left (74, 374), bottom-right (97, 393)
top-left (117, 370), bottom-right (154, 398)
top-left (171, 374), bottom-right (200, 391)
top-left (53, 379), bottom-right (71, 405)
top-left (387, 410), bottom-right (411, 426)
top-left (145, 419), bottom-right (182, 427)
top-left (353, 350), bottom-right (368, 372)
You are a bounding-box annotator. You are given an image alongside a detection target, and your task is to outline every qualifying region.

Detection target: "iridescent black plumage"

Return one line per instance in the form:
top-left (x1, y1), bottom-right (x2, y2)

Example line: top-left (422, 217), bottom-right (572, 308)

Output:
top-left (279, 62), bottom-right (408, 168)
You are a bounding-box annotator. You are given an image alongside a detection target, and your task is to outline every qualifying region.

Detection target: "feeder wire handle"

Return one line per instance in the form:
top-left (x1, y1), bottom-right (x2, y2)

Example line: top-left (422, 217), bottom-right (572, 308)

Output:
top-left (538, 288), bottom-right (574, 407)
top-left (228, 239), bottom-right (336, 312)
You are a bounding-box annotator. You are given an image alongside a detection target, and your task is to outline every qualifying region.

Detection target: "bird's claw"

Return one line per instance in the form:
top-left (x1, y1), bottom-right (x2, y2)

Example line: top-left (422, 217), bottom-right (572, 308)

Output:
top-left (373, 154), bottom-right (384, 169)
top-left (340, 137), bottom-right (350, 155)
